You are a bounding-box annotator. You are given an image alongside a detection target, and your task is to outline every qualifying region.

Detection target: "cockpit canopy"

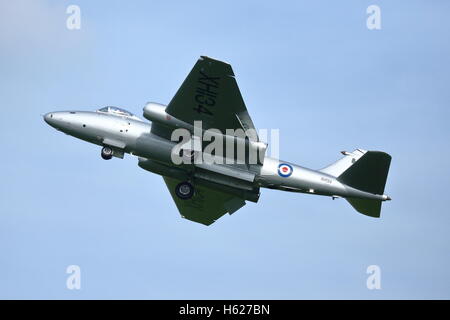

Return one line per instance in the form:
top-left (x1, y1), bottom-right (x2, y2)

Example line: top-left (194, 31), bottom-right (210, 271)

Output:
top-left (97, 106), bottom-right (140, 120)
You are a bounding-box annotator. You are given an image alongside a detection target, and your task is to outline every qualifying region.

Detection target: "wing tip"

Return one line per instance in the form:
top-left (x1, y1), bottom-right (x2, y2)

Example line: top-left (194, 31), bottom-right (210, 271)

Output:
top-left (199, 55), bottom-right (233, 71)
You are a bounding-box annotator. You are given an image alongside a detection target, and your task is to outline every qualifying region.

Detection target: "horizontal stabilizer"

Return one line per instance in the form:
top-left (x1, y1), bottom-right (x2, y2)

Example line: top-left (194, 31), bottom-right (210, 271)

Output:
top-left (346, 198), bottom-right (382, 218)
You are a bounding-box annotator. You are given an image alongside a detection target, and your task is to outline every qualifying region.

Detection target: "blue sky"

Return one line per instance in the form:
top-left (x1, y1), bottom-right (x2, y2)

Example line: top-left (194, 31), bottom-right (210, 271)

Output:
top-left (1, 0), bottom-right (449, 299)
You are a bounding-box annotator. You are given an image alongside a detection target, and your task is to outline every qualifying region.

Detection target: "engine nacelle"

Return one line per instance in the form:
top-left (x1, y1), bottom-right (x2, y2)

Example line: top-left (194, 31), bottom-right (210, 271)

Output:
top-left (138, 158), bottom-right (188, 180)
top-left (143, 102), bottom-right (191, 130)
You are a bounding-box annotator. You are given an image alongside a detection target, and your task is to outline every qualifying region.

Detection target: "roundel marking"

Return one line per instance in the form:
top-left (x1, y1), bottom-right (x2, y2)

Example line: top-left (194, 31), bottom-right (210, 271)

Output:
top-left (278, 163), bottom-right (293, 177)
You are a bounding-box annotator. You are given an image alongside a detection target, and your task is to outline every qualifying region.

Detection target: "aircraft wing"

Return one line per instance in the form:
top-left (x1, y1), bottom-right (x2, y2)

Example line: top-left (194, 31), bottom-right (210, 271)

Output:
top-left (163, 56), bottom-right (258, 135)
top-left (163, 176), bottom-right (246, 226)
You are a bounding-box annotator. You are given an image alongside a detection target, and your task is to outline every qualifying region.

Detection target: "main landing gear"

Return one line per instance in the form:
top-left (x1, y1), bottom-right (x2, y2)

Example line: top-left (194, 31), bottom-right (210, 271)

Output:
top-left (175, 181), bottom-right (195, 200)
top-left (101, 146), bottom-right (113, 160)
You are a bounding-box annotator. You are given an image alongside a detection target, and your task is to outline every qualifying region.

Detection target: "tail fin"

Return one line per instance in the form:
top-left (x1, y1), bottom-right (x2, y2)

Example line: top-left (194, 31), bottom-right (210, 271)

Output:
top-left (337, 150), bottom-right (392, 195)
top-left (320, 149), bottom-right (367, 177)
top-left (321, 149), bottom-right (392, 218)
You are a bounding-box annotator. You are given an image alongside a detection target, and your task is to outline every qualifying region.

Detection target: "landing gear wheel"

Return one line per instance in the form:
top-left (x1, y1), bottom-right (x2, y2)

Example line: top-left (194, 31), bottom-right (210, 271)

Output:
top-left (175, 181), bottom-right (195, 200)
top-left (101, 146), bottom-right (113, 160)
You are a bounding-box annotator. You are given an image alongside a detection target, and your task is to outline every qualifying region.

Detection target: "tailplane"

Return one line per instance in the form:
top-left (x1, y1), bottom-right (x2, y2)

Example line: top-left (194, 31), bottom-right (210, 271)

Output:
top-left (346, 198), bottom-right (382, 218)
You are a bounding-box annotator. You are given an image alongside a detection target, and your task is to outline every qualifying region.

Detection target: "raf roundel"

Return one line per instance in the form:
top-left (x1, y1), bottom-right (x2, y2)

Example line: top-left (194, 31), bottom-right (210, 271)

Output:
top-left (278, 163), bottom-right (293, 178)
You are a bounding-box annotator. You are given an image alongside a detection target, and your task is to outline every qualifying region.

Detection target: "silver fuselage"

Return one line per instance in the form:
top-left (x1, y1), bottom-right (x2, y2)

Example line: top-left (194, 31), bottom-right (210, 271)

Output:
top-left (43, 109), bottom-right (387, 202)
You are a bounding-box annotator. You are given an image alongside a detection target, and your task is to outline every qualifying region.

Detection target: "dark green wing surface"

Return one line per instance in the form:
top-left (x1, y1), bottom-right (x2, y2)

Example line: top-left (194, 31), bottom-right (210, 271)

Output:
top-left (163, 176), bottom-right (246, 226)
top-left (165, 56), bottom-right (257, 134)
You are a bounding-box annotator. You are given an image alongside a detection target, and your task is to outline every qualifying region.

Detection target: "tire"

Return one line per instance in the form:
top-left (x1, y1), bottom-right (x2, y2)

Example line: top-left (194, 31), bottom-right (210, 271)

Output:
top-left (175, 181), bottom-right (194, 200)
top-left (101, 146), bottom-right (113, 160)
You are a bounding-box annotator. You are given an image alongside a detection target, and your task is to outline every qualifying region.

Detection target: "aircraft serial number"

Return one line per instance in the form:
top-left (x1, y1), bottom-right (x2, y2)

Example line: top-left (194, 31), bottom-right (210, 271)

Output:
top-left (193, 70), bottom-right (220, 116)
top-left (321, 177), bottom-right (332, 184)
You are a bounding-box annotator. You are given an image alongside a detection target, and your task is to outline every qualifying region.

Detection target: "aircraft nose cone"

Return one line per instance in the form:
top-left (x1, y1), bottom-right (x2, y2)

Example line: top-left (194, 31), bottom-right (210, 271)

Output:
top-left (43, 112), bottom-right (54, 125)
top-left (43, 112), bottom-right (63, 129)
top-left (43, 111), bottom-right (76, 132)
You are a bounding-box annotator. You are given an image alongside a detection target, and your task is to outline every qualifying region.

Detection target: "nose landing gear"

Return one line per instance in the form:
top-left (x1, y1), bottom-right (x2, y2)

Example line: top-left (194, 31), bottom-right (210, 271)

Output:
top-left (175, 181), bottom-right (195, 200)
top-left (101, 146), bottom-right (113, 160)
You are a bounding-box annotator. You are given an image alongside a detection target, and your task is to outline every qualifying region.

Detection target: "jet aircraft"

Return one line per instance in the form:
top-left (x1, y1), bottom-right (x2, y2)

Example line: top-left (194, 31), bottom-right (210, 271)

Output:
top-left (44, 56), bottom-right (391, 225)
